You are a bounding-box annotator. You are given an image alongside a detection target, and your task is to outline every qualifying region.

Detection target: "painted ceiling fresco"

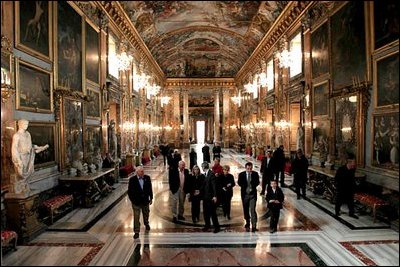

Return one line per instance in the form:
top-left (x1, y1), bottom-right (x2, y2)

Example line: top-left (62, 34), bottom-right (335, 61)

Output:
top-left (119, 1), bottom-right (287, 78)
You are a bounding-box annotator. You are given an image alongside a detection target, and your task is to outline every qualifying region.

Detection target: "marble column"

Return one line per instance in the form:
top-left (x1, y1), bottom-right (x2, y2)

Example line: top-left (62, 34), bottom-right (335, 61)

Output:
top-left (222, 88), bottom-right (231, 148)
top-left (182, 89), bottom-right (189, 147)
top-left (173, 90), bottom-right (181, 147)
top-left (214, 89), bottom-right (220, 143)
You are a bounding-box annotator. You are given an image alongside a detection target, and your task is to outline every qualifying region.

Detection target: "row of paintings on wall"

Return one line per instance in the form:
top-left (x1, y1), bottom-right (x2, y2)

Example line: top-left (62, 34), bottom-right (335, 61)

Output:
top-left (28, 100), bottom-right (102, 168)
top-left (14, 58), bottom-right (101, 118)
top-left (310, 1), bottom-right (399, 106)
top-left (14, 1), bottom-right (100, 106)
top-left (313, 100), bottom-right (399, 172)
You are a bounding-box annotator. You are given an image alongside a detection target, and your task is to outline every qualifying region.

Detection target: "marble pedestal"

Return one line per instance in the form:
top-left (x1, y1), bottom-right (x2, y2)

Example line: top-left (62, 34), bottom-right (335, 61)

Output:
top-left (5, 192), bottom-right (47, 244)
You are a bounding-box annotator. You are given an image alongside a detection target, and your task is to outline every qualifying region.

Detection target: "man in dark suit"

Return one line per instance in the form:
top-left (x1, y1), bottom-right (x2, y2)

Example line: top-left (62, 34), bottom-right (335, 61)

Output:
top-left (169, 160), bottom-right (190, 222)
top-left (265, 179), bottom-right (284, 233)
top-left (212, 142), bottom-right (222, 160)
top-left (334, 154), bottom-right (359, 219)
top-left (273, 145), bottom-right (286, 187)
top-left (260, 150), bottom-right (275, 195)
top-left (238, 162), bottom-right (260, 232)
top-left (291, 149), bottom-right (309, 199)
top-left (200, 161), bottom-right (220, 233)
top-left (127, 166), bottom-right (153, 239)
top-left (202, 144), bottom-right (211, 163)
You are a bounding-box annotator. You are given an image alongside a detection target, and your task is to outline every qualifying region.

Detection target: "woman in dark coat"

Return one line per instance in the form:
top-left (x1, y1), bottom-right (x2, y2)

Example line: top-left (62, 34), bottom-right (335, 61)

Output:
top-left (221, 165), bottom-right (235, 219)
top-left (189, 165), bottom-right (205, 223)
top-left (291, 149), bottom-right (309, 199)
top-left (202, 144), bottom-right (211, 163)
top-left (189, 148), bottom-right (197, 171)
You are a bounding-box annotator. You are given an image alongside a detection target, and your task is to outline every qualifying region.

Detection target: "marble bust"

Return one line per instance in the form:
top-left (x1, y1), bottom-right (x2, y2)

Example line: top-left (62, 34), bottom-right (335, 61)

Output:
top-left (11, 119), bottom-right (49, 194)
top-left (72, 151), bottom-right (88, 176)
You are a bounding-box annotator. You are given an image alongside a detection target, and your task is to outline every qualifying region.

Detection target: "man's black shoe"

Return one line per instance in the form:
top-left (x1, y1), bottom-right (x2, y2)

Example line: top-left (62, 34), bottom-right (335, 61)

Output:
top-left (202, 227), bottom-right (210, 232)
top-left (145, 225), bottom-right (151, 231)
top-left (178, 215), bottom-right (185, 220)
top-left (172, 217), bottom-right (178, 223)
top-left (252, 228), bottom-right (258, 232)
top-left (133, 233), bottom-right (139, 239)
top-left (213, 228), bottom-right (220, 233)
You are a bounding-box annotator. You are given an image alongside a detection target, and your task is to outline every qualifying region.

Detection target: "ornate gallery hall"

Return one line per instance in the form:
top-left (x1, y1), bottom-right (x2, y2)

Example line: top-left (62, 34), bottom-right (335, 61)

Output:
top-left (1, 1), bottom-right (399, 266)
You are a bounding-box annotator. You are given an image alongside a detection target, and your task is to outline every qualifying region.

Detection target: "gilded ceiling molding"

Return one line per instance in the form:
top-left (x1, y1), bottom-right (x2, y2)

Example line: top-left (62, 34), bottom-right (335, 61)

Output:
top-left (74, 1), bottom-right (101, 27)
top-left (95, 1), bottom-right (165, 81)
top-left (235, 1), bottom-right (313, 83)
top-left (164, 78), bottom-right (235, 90)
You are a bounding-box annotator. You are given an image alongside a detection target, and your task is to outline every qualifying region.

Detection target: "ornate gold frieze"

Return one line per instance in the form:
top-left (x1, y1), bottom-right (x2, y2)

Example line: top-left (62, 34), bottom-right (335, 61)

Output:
top-left (95, 1), bottom-right (164, 81)
top-left (164, 78), bottom-right (236, 89)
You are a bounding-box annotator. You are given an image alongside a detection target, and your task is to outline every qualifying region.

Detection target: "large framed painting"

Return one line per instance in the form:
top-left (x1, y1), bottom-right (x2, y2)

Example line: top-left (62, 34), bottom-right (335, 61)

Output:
top-left (63, 98), bottom-right (84, 166)
top-left (374, 51), bottom-right (399, 109)
top-left (15, 1), bottom-right (52, 62)
top-left (86, 89), bottom-right (100, 119)
top-left (85, 125), bottom-right (101, 157)
top-left (334, 94), bottom-right (358, 160)
top-left (311, 21), bottom-right (329, 79)
top-left (16, 59), bottom-right (53, 113)
top-left (28, 122), bottom-right (56, 167)
top-left (312, 80), bottom-right (329, 118)
top-left (373, 0), bottom-right (399, 50)
top-left (57, 1), bottom-right (82, 91)
top-left (86, 21), bottom-right (99, 85)
top-left (372, 112), bottom-right (399, 171)
top-left (312, 119), bottom-right (330, 154)
top-left (331, 1), bottom-right (366, 90)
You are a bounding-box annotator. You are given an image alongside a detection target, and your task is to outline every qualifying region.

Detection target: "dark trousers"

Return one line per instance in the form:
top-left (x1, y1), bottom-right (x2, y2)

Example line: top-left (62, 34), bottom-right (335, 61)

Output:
top-left (163, 155), bottom-right (167, 166)
top-left (191, 196), bottom-right (201, 222)
top-left (132, 203), bottom-right (150, 234)
top-left (261, 175), bottom-right (273, 194)
top-left (270, 207), bottom-right (281, 230)
top-left (295, 181), bottom-right (306, 198)
top-left (222, 194), bottom-right (232, 217)
top-left (242, 194), bottom-right (257, 228)
top-left (203, 199), bottom-right (219, 229)
top-left (275, 170), bottom-right (285, 186)
top-left (335, 194), bottom-right (355, 215)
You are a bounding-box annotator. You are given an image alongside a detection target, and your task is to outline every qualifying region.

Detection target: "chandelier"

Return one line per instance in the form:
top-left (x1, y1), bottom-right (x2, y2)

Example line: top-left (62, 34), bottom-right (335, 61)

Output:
top-left (146, 83), bottom-right (160, 98)
top-left (276, 37), bottom-right (292, 69)
top-left (231, 91), bottom-right (244, 106)
top-left (160, 96), bottom-right (171, 107)
top-left (116, 51), bottom-right (133, 71)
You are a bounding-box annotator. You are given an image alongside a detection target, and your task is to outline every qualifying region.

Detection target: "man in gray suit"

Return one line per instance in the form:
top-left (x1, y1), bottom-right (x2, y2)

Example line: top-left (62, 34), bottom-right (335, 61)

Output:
top-left (201, 162), bottom-right (220, 233)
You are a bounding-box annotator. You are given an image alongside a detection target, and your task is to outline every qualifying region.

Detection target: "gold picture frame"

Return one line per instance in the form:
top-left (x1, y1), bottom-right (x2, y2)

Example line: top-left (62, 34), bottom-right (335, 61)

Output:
top-left (15, 58), bottom-right (53, 113)
top-left (312, 80), bottom-right (329, 119)
top-left (371, 111), bottom-right (399, 172)
top-left (373, 47), bottom-right (399, 110)
top-left (86, 88), bottom-right (101, 119)
top-left (28, 121), bottom-right (57, 168)
top-left (14, 1), bottom-right (53, 62)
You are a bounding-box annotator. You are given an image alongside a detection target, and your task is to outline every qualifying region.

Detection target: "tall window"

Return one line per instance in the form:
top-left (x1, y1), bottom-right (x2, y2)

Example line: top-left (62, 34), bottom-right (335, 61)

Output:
top-left (108, 34), bottom-right (119, 79)
top-left (266, 58), bottom-right (274, 91)
top-left (289, 32), bottom-right (302, 78)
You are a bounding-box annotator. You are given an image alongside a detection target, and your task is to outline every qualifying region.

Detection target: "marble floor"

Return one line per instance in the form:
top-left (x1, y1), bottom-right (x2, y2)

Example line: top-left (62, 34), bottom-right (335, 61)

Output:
top-left (2, 146), bottom-right (399, 266)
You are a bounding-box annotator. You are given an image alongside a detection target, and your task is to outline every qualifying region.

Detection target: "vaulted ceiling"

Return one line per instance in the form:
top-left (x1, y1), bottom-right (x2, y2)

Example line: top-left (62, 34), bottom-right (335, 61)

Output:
top-left (119, 1), bottom-right (288, 78)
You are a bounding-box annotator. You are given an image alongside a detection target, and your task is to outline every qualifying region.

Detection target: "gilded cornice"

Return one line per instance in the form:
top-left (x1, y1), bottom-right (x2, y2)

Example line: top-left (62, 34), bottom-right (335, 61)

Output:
top-left (235, 1), bottom-right (313, 83)
top-left (164, 78), bottom-right (236, 90)
top-left (95, 1), bottom-right (165, 82)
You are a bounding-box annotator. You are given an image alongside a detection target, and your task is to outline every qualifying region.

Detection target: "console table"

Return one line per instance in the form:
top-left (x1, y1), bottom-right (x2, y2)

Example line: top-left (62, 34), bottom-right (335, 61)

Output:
top-left (59, 168), bottom-right (114, 208)
top-left (308, 166), bottom-right (366, 203)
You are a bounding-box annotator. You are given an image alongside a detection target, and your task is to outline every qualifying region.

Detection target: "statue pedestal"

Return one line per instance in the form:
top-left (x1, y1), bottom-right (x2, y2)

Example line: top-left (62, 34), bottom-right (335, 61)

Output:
top-left (5, 192), bottom-right (47, 244)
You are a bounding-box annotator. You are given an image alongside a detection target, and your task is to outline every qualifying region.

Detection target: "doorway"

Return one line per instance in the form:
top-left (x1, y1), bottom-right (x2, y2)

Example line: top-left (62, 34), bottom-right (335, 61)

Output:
top-left (196, 121), bottom-right (205, 144)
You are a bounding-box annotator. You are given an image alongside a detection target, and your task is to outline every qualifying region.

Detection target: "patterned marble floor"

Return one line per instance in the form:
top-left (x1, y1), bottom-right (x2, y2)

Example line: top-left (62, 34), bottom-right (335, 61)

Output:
top-left (2, 145), bottom-right (399, 266)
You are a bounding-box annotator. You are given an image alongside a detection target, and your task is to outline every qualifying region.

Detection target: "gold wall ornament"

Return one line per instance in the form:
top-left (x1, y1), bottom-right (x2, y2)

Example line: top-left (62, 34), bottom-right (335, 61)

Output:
top-left (1, 35), bottom-right (15, 103)
top-left (53, 88), bottom-right (90, 121)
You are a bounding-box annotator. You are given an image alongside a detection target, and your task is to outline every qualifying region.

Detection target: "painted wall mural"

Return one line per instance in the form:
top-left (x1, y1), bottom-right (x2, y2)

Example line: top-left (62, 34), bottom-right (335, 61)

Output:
top-left (120, 1), bottom-right (287, 77)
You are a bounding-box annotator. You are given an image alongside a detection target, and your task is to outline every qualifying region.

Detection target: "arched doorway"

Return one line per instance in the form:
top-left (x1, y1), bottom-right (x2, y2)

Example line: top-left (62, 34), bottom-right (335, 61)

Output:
top-left (196, 120), bottom-right (205, 144)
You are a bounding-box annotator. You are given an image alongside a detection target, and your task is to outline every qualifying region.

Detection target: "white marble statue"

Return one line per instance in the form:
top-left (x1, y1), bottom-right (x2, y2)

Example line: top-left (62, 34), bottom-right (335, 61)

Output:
top-left (72, 151), bottom-right (88, 176)
top-left (109, 119), bottom-right (118, 160)
top-left (11, 119), bottom-right (49, 194)
top-left (92, 147), bottom-right (103, 170)
top-left (296, 122), bottom-right (304, 151)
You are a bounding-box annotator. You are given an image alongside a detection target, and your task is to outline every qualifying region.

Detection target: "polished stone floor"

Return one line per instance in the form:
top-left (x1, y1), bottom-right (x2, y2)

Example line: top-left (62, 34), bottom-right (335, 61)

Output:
top-left (2, 145), bottom-right (399, 266)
